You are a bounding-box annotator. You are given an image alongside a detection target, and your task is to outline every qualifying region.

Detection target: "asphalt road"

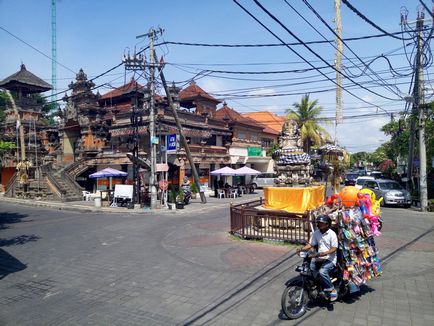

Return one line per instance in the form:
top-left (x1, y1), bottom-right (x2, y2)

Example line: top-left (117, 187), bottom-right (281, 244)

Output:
top-left (0, 201), bottom-right (433, 325)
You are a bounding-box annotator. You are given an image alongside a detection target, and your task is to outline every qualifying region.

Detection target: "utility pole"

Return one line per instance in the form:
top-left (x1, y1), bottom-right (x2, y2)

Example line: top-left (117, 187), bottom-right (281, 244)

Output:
top-left (404, 9), bottom-right (429, 211)
top-left (122, 50), bottom-right (146, 206)
top-left (136, 28), bottom-right (163, 209)
top-left (51, 0), bottom-right (57, 103)
top-left (155, 53), bottom-right (207, 204)
top-left (334, 0), bottom-right (343, 142)
top-left (416, 12), bottom-right (428, 211)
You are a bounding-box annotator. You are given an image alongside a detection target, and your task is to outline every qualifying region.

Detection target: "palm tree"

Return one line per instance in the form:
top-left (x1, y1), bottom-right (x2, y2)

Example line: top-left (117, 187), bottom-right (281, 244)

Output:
top-left (286, 94), bottom-right (331, 153)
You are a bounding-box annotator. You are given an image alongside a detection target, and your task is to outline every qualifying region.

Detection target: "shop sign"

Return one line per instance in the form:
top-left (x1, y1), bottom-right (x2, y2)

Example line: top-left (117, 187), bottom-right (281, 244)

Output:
top-left (247, 146), bottom-right (262, 157)
top-left (167, 134), bottom-right (177, 153)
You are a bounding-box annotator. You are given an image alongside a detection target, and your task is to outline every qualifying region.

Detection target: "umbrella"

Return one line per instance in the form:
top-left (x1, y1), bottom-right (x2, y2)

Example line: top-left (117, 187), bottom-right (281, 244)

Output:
top-left (89, 168), bottom-right (128, 178)
top-left (210, 166), bottom-right (237, 176)
top-left (89, 168), bottom-right (128, 190)
top-left (234, 166), bottom-right (262, 176)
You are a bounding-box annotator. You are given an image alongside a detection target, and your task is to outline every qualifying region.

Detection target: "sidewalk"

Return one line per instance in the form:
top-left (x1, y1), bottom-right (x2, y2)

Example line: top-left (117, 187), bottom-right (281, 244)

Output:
top-left (0, 189), bottom-right (264, 214)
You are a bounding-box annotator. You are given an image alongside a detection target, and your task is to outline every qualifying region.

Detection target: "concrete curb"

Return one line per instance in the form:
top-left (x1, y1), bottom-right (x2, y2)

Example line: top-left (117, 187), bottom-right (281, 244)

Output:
top-left (0, 194), bottom-right (257, 215)
top-left (0, 196), bottom-right (151, 214)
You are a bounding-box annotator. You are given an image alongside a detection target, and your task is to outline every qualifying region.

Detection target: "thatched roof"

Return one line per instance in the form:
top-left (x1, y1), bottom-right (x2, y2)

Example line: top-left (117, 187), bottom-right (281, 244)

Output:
top-left (0, 64), bottom-right (52, 93)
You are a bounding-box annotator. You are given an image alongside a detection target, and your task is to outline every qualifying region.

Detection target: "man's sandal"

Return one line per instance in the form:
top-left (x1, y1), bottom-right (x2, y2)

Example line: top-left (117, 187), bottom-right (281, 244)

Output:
top-left (329, 291), bottom-right (338, 302)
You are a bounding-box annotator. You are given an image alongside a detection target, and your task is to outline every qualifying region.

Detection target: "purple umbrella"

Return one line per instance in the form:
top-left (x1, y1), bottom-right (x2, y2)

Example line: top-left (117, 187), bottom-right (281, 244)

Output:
top-left (89, 168), bottom-right (128, 178)
top-left (210, 166), bottom-right (237, 176)
top-left (89, 168), bottom-right (128, 190)
top-left (234, 166), bottom-right (262, 176)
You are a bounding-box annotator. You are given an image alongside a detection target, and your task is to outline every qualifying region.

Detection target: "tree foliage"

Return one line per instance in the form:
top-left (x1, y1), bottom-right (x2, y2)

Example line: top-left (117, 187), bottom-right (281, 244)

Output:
top-left (349, 151), bottom-right (370, 167)
top-left (286, 94), bottom-right (331, 153)
top-left (0, 91), bottom-right (12, 124)
top-left (0, 140), bottom-right (15, 167)
top-left (266, 141), bottom-right (280, 157)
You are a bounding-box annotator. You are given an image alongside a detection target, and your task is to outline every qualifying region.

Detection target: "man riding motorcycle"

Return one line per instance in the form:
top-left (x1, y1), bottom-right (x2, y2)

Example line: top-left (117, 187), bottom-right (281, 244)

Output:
top-left (297, 215), bottom-right (338, 301)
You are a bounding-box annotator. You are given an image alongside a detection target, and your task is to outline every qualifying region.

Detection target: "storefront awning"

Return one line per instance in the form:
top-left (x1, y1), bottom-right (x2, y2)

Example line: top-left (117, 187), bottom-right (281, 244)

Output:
top-left (246, 156), bottom-right (271, 163)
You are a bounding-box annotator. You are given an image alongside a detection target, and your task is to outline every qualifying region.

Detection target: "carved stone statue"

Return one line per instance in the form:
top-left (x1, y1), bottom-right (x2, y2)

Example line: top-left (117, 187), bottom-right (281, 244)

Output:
top-left (273, 119), bottom-right (313, 187)
top-left (279, 119), bottom-right (303, 150)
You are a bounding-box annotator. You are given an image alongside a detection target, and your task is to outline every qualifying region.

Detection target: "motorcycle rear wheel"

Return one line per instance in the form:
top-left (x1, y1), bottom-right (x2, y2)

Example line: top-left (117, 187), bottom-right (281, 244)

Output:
top-left (281, 284), bottom-right (309, 319)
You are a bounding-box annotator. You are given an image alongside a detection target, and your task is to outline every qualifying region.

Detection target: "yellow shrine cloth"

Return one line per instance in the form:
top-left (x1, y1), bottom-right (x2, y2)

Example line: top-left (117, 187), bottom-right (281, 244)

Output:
top-left (262, 185), bottom-right (325, 213)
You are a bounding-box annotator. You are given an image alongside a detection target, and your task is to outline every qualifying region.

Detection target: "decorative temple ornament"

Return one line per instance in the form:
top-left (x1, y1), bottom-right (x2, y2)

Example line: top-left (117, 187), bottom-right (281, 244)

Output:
top-left (272, 119), bottom-right (313, 186)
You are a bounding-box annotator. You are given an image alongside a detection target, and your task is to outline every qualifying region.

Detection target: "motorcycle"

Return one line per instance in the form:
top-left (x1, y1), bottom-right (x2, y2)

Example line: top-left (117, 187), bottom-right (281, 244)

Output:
top-left (281, 250), bottom-right (348, 319)
top-left (181, 183), bottom-right (191, 205)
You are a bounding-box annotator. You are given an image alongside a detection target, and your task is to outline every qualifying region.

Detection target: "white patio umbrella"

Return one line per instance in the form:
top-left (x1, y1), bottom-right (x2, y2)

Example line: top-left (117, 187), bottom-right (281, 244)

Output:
top-left (234, 166), bottom-right (262, 176)
top-left (210, 166), bottom-right (237, 176)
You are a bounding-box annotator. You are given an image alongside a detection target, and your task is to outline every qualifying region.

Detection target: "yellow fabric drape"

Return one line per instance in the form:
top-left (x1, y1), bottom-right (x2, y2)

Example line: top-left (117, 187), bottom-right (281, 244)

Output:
top-left (263, 185), bottom-right (325, 213)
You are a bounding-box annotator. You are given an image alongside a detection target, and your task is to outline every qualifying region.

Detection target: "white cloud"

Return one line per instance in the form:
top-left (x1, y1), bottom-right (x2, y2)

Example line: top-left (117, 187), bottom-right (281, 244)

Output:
top-left (247, 87), bottom-right (276, 97)
top-left (325, 115), bottom-right (390, 153)
top-left (200, 78), bottom-right (227, 94)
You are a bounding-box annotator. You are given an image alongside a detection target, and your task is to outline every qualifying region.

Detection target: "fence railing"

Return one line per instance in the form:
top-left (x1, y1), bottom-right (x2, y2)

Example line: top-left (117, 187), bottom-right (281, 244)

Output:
top-left (4, 172), bottom-right (18, 197)
top-left (230, 198), bottom-right (313, 244)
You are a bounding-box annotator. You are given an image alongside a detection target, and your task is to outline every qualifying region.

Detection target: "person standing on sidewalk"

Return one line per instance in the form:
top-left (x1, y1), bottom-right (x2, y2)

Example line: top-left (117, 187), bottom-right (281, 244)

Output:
top-left (213, 178), bottom-right (218, 198)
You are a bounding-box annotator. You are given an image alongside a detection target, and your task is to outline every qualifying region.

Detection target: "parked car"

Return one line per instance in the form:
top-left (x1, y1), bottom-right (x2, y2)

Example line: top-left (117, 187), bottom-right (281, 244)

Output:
top-left (361, 179), bottom-right (411, 207)
top-left (251, 173), bottom-right (275, 188)
top-left (344, 173), bottom-right (359, 186)
top-left (355, 176), bottom-right (375, 189)
top-left (368, 171), bottom-right (384, 179)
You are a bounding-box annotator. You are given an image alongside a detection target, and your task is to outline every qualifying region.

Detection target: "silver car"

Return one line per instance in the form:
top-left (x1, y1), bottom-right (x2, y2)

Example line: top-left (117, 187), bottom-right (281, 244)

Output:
top-left (251, 173), bottom-right (275, 188)
top-left (362, 179), bottom-right (411, 208)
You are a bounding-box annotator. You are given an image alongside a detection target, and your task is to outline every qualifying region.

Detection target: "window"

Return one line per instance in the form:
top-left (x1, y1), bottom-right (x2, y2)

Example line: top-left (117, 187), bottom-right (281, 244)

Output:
top-left (238, 132), bottom-right (246, 139)
top-left (216, 135), bottom-right (222, 146)
top-left (261, 138), bottom-right (272, 148)
top-left (364, 181), bottom-right (377, 188)
top-left (380, 182), bottom-right (403, 190)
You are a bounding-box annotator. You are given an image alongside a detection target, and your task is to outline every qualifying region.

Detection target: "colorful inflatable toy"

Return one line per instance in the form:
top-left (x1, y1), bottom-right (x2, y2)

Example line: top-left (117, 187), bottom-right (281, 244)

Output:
top-left (339, 186), bottom-right (359, 207)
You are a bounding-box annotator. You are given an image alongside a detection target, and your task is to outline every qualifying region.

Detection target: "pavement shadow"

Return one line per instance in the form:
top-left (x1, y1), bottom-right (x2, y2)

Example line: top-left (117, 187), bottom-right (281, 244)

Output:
top-left (0, 248), bottom-right (27, 280)
top-left (0, 211), bottom-right (35, 279)
top-left (0, 234), bottom-right (40, 247)
top-left (277, 285), bottom-right (375, 323)
top-left (341, 284), bottom-right (375, 304)
top-left (0, 211), bottom-right (29, 230)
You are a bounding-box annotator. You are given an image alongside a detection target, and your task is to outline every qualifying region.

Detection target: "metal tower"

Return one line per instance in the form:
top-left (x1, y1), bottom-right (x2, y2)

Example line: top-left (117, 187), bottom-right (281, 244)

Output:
top-left (334, 0), bottom-right (343, 142)
top-left (51, 0), bottom-right (57, 104)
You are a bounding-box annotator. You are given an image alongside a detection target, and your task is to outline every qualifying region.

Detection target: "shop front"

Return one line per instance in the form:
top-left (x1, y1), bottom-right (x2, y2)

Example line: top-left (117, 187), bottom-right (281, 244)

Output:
top-left (228, 146), bottom-right (273, 184)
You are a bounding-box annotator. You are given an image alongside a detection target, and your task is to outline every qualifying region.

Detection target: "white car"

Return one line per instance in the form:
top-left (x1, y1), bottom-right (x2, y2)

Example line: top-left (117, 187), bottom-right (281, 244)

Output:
top-left (355, 176), bottom-right (375, 189)
top-left (251, 173), bottom-right (275, 188)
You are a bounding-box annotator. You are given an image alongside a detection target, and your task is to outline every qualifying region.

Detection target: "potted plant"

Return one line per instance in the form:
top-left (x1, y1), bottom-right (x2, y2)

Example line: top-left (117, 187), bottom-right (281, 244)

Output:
top-left (168, 188), bottom-right (177, 210)
top-left (190, 182), bottom-right (198, 199)
top-left (176, 189), bottom-right (185, 209)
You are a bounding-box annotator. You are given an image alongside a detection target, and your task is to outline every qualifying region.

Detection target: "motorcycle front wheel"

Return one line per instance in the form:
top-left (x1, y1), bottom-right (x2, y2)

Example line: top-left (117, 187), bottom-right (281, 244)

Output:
top-left (281, 284), bottom-right (309, 319)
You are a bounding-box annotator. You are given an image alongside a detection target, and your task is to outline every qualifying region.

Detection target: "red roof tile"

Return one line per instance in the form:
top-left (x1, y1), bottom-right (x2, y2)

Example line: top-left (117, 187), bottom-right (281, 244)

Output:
top-left (179, 81), bottom-right (221, 103)
top-left (261, 125), bottom-right (280, 135)
top-left (215, 103), bottom-right (262, 129)
top-left (242, 111), bottom-right (285, 133)
top-left (100, 79), bottom-right (144, 100)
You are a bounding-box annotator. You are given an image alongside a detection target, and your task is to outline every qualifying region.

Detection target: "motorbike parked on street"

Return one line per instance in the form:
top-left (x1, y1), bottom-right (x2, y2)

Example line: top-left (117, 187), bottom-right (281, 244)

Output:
top-left (281, 250), bottom-right (348, 319)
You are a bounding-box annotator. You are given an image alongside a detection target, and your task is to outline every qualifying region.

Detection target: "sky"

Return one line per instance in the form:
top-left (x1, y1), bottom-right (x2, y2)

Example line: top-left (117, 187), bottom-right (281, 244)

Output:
top-left (1, 0), bottom-right (432, 153)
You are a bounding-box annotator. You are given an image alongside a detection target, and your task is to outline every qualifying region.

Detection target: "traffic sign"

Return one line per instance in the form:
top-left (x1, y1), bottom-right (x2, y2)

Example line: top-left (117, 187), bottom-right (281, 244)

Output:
top-left (167, 134), bottom-right (177, 153)
top-left (159, 180), bottom-right (168, 190)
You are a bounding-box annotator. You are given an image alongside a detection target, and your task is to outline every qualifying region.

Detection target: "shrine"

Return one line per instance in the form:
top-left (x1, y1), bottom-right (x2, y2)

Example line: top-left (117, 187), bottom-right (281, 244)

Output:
top-left (0, 64), bottom-right (61, 197)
